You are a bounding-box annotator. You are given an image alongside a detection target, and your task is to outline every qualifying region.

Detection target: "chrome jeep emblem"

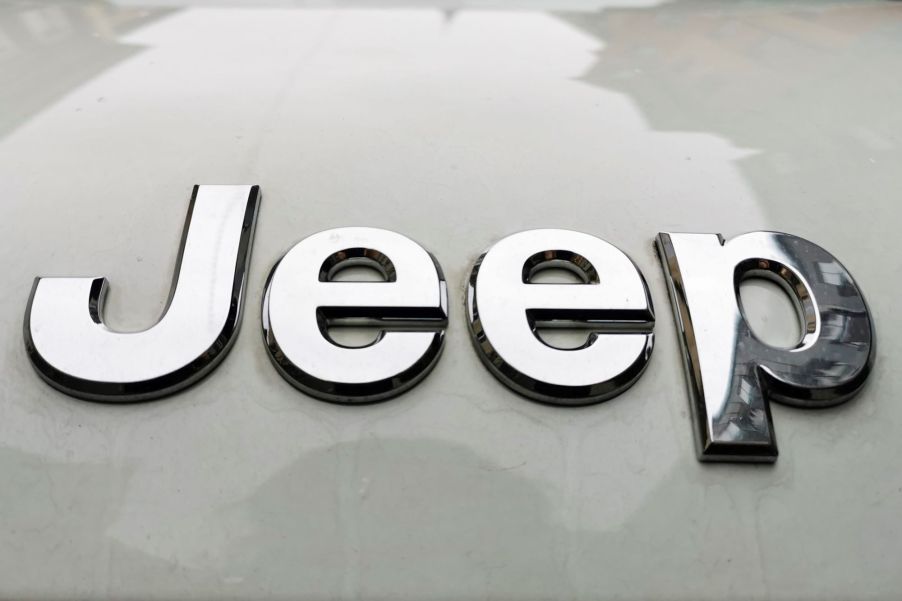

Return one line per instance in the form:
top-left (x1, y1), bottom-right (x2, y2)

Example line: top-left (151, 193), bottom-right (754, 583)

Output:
top-left (22, 185), bottom-right (876, 463)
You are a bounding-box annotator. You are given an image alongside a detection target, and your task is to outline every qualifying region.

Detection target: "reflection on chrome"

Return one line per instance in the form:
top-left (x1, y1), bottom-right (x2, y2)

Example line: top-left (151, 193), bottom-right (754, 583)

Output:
top-left (24, 185), bottom-right (261, 402)
top-left (657, 231), bottom-right (875, 463)
top-left (466, 229), bottom-right (655, 406)
top-left (262, 227), bottom-right (448, 404)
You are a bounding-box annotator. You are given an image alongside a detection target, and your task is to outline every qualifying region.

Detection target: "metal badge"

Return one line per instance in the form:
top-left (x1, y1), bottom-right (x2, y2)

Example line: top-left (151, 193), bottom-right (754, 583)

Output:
top-left (466, 229), bottom-right (655, 405)
top-left (656, 231), bottom-right (876, 462)
top-left (262, 227), bottom-right (448, 404)
top-left (24, 185), bottom-right (261, 402)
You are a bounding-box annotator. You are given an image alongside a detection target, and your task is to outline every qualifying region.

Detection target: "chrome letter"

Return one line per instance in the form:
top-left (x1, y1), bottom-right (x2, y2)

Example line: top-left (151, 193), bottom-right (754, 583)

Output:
top-left (25, 185), bottom-right (261, 402)
top-left (466, 229), bottom-right (654, 405)
top-left (656, 231), bottom-right (876, 462)
top-left (262, 227), bottom-right (448, 403)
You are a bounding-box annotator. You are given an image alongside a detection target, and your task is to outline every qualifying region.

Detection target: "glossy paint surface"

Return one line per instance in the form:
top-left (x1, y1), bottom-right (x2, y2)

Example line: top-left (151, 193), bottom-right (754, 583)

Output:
top-left (1, 1), bottom-right (900, 599)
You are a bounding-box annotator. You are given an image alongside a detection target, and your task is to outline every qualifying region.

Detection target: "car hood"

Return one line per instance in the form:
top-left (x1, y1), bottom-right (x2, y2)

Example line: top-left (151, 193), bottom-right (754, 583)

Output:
top-left (1, 1), bottom-right (900, 599)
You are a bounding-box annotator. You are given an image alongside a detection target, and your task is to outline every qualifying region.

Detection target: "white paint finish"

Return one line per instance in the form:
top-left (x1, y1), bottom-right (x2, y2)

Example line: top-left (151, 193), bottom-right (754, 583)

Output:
top-left (0, 1), bottom-right (899, 599)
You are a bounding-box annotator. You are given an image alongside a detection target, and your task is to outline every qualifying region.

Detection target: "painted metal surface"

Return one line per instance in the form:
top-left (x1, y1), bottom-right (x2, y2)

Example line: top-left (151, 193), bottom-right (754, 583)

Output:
top-left (0, 1), bottom-right (900, 599)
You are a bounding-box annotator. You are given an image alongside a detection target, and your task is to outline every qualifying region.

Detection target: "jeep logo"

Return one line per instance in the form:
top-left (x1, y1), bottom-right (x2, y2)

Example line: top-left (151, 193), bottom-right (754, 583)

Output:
top-left (24, 185), bottom-right (876, 463)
